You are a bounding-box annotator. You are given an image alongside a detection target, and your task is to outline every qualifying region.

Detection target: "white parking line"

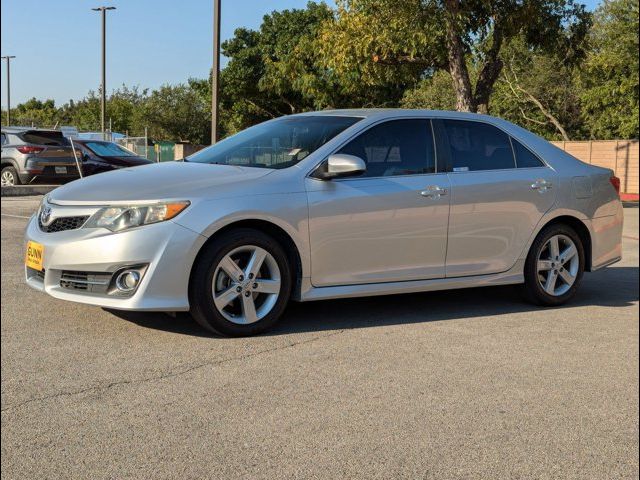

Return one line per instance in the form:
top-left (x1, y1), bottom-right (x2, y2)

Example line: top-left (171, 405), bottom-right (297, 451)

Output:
top-left (1, 214), bottom-right (31, 219)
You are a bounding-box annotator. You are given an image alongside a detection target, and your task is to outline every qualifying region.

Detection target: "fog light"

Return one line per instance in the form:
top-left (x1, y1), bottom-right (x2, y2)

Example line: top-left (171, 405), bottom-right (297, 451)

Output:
top-left (115, 270), bottom-right (141, 292)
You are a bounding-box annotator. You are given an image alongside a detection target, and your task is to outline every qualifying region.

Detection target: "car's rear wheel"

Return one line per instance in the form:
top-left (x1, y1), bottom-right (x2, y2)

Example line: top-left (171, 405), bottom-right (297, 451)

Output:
top-left (189, 228), bottom-right (292, 336)
top-left (1, 166), bottom-right (20, 186)
top-left (523, 224), bottom-right (585, 306)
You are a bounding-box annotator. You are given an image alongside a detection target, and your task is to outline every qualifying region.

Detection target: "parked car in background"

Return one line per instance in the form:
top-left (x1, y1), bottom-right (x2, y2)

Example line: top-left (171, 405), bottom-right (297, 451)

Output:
top-left (71, 140), bottom-right (152, 176)
top-left (24, 110), bottom-right (623, 337)
top-left (1, 127), bottom-right (80, 186)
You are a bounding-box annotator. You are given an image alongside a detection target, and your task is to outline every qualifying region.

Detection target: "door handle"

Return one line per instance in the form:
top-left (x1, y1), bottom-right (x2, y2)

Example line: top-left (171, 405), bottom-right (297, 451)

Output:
top-left (420, 185), bottom-right (448, 199)
top-left (531, 179), bottom-right (553, 192)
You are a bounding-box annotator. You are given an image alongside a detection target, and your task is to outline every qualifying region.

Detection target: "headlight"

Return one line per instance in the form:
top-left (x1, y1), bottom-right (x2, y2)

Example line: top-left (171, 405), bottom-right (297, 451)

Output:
top-left (84, 201), bottom-right (190, 232)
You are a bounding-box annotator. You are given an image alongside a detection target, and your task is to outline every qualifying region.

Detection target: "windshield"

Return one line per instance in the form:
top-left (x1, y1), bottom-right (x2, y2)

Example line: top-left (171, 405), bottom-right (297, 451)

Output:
top-left (186, 116), bottom-right (362, 169)
top-left (85, 142), bottom-right (137, 157)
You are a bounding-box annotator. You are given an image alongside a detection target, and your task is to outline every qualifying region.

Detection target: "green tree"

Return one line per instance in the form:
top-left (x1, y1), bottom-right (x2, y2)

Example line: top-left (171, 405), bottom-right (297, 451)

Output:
top-left (8, 98), bottom-right (58, 127)
top-left (321, 0), bottom-right (591, 113)
top-left (58, 91), bottom-right (101, 131)
top-left (139, 82), bottom-right (210, 144)
top-left (219, 2), bottom-right (405, 135)
top-left (490, 37), bottom-right (586, 140)
top-left (579, 0), bottom-right (639, 139)
top-left (219, 27), bottom-right (276, 135)
top-left (400, 70), bottom-right (457, 110)
top-left (218, 4), bottom-right (337, 135)
top-left (105, 85), bottom-right (148, 136)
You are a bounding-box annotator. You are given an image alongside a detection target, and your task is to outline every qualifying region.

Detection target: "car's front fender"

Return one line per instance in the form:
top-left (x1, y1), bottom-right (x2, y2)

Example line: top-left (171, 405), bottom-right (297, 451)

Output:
top-left (173, 193), bottom-right (312, 281)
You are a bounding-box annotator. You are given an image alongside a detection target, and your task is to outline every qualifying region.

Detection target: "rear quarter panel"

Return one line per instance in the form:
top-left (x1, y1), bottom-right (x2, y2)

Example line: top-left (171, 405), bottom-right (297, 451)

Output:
top-left (507, 126), bottom-right (623, 270)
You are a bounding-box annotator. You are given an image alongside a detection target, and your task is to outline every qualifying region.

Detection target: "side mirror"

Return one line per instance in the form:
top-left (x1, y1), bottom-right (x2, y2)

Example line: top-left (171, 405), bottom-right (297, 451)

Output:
top-left (315, 154), bottom-right (366, 180)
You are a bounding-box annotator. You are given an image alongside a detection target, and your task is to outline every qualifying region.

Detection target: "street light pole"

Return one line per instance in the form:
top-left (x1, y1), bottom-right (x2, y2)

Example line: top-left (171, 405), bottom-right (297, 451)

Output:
top-left (92, 6), bottom-right (116, 139)
top-left (1, 55), bottom-right (16, 126)
top-left (211, 0), bottom-right (221, 144)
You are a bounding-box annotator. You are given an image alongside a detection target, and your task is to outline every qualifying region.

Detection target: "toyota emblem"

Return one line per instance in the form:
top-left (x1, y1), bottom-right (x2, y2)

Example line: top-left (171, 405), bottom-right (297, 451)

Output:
top-left (39, 205), bottom-right (53, 226)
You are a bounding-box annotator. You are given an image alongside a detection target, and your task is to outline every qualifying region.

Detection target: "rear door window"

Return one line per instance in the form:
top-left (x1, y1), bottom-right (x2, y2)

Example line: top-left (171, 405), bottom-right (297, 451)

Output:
top-left (439, 120), bottom-right (515, 172)
top-left (20, 131), bottom-right (69, 146)
top-left (511, 138), bottom-right (544, 168)
top-left (337, 119), bottom-right (436, 177)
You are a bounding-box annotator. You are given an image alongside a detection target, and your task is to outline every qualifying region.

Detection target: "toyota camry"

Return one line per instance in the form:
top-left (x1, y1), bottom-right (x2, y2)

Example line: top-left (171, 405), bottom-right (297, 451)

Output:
top-left (24, 110), bottom-right (623, 336)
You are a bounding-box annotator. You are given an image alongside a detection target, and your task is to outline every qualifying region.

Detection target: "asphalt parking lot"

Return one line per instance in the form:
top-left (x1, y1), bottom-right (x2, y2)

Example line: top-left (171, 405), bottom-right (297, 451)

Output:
top-left (1, 196), bottom-right (638, 479)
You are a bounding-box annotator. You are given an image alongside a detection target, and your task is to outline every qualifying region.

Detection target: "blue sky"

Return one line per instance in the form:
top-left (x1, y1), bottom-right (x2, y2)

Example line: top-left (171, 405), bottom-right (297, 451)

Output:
top-left (1, 0), bottom-right (602, 108)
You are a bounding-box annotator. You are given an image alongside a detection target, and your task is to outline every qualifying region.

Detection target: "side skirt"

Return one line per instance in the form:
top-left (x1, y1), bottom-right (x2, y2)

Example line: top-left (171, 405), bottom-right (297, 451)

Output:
top-left (296, 260), bottom-right (525, 302)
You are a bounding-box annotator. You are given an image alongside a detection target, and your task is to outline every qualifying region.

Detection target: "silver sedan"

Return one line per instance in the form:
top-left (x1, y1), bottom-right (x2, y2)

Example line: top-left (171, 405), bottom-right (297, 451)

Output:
top-left (24, 110), bottom-right (624, 336)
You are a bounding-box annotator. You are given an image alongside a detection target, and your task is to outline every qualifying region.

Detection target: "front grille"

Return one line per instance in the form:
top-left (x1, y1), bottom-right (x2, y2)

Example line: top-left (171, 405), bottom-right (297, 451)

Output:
top-left (39, 216), bottom-right (89, 233)
top-left (60, 270), bottom-right (112, 293)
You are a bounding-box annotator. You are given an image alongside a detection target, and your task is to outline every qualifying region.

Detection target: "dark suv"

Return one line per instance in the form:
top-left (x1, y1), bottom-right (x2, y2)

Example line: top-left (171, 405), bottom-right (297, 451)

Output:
top-left (1, 128), bottom-right (81, 186)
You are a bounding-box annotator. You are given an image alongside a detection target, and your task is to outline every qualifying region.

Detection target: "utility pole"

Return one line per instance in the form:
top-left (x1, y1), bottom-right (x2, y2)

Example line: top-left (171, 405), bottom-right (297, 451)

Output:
top-left (92, 6), bottom-right (116, 140)
top-left (1, 55), bottom-right (16, 126)
top-left (211, 0), bottom-right (221, 144)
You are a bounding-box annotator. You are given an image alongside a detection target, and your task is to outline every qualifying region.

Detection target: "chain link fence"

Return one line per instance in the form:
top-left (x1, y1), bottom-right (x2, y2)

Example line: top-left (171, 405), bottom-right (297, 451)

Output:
top-left (114, 136), bottom-right (175, 162)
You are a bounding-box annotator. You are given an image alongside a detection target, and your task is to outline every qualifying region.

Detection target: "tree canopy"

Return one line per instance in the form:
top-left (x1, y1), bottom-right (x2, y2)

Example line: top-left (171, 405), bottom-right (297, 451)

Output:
top-left (321, 0), bottom-right (591, 113)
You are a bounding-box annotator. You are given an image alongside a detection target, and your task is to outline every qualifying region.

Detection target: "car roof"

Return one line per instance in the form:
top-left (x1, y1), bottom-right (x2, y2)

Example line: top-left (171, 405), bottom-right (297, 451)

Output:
top-left (295, 108), bottom-right (495, 120)
top-left (294, 108), bottom-right (522, 131)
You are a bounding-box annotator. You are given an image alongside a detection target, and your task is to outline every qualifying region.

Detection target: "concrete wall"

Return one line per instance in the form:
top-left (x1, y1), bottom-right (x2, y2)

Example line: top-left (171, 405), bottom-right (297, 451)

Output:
top-left (551, 140), bottom-right (639, 194)
top-left (174, 144), bottom-right (206, 160)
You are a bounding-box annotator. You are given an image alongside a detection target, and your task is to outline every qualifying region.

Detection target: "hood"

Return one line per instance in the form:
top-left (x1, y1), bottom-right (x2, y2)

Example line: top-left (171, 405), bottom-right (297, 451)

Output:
top-left (49, 161), bottom-right (274, 205)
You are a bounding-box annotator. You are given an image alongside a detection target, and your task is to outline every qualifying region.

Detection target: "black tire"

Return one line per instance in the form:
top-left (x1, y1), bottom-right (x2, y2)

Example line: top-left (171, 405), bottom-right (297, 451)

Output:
top-left (189, 228), bottom-right (292, 337)
top-left (522, 223), bottom-right (585, 306)
top-left (1, 165), bottom-right (20, 186)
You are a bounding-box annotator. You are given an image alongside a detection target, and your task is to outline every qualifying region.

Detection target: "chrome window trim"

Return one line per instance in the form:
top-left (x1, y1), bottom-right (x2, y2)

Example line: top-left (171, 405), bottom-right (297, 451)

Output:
top-left (329, 170), bottom-right (450, 184)
top-left (446, 165), bottom-right (552, 174)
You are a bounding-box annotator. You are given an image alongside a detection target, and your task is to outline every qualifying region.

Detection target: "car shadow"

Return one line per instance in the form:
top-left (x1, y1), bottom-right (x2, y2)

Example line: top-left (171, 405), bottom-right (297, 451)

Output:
top-left (106, 266), bottom-right (639, 337)
top-left (104, 309), bottom-right (213, 338)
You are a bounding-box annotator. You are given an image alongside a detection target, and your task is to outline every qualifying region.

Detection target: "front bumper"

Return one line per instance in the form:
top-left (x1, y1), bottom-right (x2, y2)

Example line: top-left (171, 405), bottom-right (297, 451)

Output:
top-left (24, 215), bottom-right (206, 311)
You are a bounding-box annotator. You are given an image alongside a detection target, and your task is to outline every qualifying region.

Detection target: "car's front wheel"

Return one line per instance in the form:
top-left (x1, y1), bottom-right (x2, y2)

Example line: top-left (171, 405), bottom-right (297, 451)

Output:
top-left (523, 224), bottom-right (585, 306)
top-left (189, 228), bottom-right (292, 336)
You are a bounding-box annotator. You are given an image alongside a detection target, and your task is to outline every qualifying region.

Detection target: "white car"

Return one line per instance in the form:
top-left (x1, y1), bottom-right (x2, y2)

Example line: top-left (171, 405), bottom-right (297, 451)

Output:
top-left (25, 110), bottom-right (623, 336)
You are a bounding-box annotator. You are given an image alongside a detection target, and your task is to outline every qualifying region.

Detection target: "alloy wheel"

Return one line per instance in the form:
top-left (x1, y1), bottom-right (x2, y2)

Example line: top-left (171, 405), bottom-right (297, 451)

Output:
top-left (536, 234), bottom-right (580, 296)
top-left (211, 245), bottom-right (281, 325)
top-left (1, 170), bottom-right (16, 186)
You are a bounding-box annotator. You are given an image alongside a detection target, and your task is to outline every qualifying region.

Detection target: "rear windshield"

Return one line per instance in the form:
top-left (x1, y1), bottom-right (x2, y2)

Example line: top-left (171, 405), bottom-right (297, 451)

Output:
top-left (20, 131), bottom-right (69, 146)
top-left (84, 142), bottom-right (137, 157)
top-left (186, 116), bottom-right (362, 169)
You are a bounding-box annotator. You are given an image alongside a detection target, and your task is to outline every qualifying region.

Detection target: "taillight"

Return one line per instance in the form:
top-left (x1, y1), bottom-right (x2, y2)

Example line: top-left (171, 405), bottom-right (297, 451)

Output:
top-left (609, 175), bottom-right (621, 196)
top-left (17, 146), bottom-right (45, 154)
